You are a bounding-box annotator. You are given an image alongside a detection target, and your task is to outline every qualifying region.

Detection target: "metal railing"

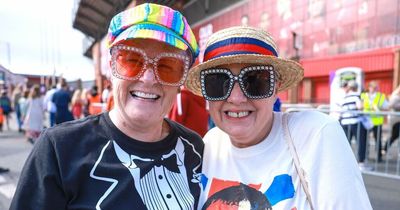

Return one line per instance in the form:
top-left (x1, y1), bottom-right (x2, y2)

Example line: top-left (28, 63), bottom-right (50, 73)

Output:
top-left (283, 105), bottom-right (400, 177)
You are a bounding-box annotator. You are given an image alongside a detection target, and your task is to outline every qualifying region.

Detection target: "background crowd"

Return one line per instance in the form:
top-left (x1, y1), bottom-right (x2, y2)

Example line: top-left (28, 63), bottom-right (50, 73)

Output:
top-left (338, 80), bottom-right (400, 170)
top-left (0, 80), bottom-right (110, 144)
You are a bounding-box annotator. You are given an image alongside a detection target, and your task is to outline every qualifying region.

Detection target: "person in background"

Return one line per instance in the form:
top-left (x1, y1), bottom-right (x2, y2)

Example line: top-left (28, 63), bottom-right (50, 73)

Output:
top-left (40, 84), bottom-right (47, 95)
top-left (71, 89), bottom-right (83, 119)
top-left (52, 80), bottom-right (73, 124)
top-left (22, 85), bottom-right (44, 144)
top-left (339, 81), bottom-right (371, 170)
top-left (18, 89), bottom-right (30, 131)
top-left (360, 80), bottom-right (389, 162)
top-left (385, 84), bottom-right (400, 153)
top-left (43, 85), bottom-right (57, 127)
top-left (339, 81), bottom-right (364, 142)
top-left (168, 86), bottom-right (208, 137)
top-left (87, 85), bottom-right (102, 115)
top-left (185, 26), bottom-right (371, 209)
top-left (0, 87), bottom-right (25, 172)
top-left (12, 84), bottom-right (24, 132)
top-left (0, 89), bottom-right (12, 130)
top-left (81, 88), bottom-right (90, 117)
top-left (102, 83), bottom-right (111, 103)
top-left (0, 106), bottom-right (3, 132)
top-left (10, 3), bottom-right (203, 210)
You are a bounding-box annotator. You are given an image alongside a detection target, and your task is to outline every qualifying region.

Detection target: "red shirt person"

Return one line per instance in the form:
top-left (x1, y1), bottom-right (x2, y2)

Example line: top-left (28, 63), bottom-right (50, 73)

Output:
top-left (169, 86), bottom-right (208, 137)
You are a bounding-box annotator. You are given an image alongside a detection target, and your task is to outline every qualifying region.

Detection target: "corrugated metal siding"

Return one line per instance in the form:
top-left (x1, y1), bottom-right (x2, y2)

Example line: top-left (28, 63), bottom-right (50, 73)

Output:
top-left (313, 77), bottom-right (330, 104)
top-left (300, 47), bottom-right (398, 78)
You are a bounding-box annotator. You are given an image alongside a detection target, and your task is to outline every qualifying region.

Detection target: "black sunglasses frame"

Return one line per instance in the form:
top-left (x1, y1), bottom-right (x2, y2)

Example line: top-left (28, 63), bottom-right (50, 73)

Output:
top-left (200, 65), bottom-right (276, 101)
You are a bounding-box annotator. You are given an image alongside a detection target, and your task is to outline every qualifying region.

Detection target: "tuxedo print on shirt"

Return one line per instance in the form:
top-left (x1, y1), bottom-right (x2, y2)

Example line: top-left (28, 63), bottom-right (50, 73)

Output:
top-left (90, 137), bottom-right (201, 210)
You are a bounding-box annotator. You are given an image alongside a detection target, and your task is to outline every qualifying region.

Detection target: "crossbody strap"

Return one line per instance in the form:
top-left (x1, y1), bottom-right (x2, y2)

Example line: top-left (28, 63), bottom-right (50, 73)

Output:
top-left (282, 113), bottom-right (315, 210)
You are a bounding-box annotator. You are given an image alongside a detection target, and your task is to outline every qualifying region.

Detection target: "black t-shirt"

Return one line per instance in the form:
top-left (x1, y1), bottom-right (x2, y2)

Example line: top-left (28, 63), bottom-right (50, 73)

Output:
top-left (10, 112), bottom-right (204, 210)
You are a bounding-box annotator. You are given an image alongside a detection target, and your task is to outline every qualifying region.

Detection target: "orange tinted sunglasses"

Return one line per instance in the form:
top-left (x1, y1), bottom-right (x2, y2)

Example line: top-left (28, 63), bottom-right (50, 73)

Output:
top-left (111, 45), bottom-right (190, 86)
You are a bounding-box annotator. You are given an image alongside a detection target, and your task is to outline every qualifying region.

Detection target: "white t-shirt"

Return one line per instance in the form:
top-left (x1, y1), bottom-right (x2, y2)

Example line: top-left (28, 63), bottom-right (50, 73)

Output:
top-left (43, 88), bottom-right (57, 113)
top-left (199, 111), bottom-right (372, 210)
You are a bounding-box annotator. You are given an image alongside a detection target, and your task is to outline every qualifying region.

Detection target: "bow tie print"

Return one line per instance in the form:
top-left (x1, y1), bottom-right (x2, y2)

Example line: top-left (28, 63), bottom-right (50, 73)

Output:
top-left (132, 154), bottom-right (180, 178)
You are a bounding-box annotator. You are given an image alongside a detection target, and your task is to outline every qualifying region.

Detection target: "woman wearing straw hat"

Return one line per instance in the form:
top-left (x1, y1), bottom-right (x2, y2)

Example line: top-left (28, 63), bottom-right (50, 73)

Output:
top-left (11, 3), bottom-right (203, 210)
top-left (186, 26), bottom-right (371, 210)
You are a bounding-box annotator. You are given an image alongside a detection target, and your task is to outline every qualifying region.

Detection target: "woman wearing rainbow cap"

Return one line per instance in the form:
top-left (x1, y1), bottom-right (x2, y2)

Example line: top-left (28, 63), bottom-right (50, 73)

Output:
top-left (11, 3), bottom-right (203, 210)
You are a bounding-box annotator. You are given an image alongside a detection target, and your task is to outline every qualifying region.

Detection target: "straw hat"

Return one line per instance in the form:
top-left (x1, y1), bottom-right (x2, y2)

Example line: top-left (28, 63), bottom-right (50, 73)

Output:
top-left (185, 26), bottom-right (304, 96)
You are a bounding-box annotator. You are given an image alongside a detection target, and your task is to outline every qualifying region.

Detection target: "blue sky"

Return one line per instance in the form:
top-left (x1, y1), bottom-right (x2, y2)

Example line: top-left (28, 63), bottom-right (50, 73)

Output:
top-left (0, 0), bottom-right (95, 81)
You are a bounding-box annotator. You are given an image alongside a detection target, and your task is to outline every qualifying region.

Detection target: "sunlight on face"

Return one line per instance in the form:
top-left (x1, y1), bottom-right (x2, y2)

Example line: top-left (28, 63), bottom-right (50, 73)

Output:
top-left (110, 39), bottom-right (189, 136)
top-left (208, 63), bottom-right (277, 148)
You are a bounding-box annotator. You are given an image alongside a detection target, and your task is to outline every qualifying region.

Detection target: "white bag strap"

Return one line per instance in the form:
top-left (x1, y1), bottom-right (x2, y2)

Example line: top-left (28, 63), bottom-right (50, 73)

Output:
top-left (282, 113), bottom-right (315, 210)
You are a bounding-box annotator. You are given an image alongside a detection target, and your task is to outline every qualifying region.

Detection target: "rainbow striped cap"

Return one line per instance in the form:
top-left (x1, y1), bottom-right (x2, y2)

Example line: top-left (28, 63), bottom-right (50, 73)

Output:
top-left (107, 3), bottom-right (199, 62)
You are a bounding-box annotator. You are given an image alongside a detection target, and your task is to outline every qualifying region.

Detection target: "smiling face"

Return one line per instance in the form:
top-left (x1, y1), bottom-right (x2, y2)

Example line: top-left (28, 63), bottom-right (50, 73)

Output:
top-left (109, 39), bottom-right (189, 140)
top-left (368, 81), bottom-right (378, 94)
top-left (208, 63), bottom-right (277, 148)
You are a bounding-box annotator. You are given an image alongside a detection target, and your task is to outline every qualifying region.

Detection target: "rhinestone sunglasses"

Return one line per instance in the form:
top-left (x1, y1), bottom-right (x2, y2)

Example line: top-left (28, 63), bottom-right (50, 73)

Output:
top-left (111, 45), bottom-right (190, 86)
top-left (200, 65), bottom-right (276, 101)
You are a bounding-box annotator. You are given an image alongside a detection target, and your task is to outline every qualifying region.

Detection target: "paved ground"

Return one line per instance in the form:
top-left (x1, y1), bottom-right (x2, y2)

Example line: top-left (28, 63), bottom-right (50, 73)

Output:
top-left (0, 116), bottom-right (33, 210)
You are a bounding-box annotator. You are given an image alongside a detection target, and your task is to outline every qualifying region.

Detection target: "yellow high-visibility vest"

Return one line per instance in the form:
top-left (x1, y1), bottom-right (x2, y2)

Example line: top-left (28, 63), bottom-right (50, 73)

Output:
top-left (361, 92), bottom-right (386, 125)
